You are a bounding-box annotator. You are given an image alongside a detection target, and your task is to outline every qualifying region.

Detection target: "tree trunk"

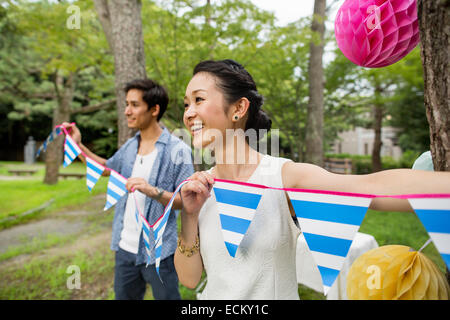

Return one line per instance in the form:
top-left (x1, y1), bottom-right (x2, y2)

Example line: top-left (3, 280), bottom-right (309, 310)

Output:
top-left (43, 72), bottom-right (75, 184)
top-left (417, 0), bottom-right (450, 171)
top-left (205, 0), bottom-right (211, 26)
top-left (372, 103), bottom-right (383, 173)
top-left (305, 0), bottom-right (326, 167)
top-left (93, 0), bottom-right (147, 148)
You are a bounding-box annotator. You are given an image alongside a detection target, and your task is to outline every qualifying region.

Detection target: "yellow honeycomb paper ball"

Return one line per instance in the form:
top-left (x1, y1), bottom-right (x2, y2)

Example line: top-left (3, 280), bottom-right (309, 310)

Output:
top-left (347, 245), bottom-right (449, 300)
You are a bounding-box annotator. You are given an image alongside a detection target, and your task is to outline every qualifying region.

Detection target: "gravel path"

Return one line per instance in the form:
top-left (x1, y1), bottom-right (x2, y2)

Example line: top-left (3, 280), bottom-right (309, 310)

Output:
top-left (0, 219), bottom-right (85, 254)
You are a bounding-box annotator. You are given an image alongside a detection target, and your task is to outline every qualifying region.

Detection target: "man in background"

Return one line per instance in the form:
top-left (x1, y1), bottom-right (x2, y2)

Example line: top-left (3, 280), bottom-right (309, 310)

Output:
top-left (63, 78), bottom-right (193, 299)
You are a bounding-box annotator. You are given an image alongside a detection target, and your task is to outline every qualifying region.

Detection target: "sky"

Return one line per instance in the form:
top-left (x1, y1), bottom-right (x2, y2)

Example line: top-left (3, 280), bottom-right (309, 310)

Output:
top-left (250, 0), bottom-right (343, 26)
top-left (250, 0), bottom-right (315, 25)
top-left (249, 0), bottom-right (344, 64)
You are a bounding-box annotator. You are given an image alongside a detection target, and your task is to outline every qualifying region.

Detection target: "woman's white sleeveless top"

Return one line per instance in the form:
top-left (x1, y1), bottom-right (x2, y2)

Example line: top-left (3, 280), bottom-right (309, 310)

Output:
top-left (198, 155), bottom-right (301, 300)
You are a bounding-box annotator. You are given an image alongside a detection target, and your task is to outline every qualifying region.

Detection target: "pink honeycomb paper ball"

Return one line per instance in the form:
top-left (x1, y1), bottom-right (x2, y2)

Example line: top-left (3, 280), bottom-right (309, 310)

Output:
top-left (335, 0), bottom-right (420, 68)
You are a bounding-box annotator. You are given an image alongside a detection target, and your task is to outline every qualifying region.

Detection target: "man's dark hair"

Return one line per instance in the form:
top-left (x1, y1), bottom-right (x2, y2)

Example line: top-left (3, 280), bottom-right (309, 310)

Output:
top-left (124, 79), bottom-right (169, 121)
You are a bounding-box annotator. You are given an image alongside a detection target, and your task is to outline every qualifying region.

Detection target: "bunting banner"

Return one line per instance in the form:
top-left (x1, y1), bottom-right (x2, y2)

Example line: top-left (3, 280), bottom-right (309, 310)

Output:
top-left (287, 189), bottom-right (373, 295)
top-left (37, 124), bottom-right (450, 292)
top-left (212, 180), bottom-right (264, 257)
top-left (131, 191), bottom-right (154, 267)
top-left (140, 207), bottom-right (152, 267)
top-left (151, 178), bottom-right (450, 290)
top-left (35, 126), bottom-right (62, 158)
top-left (63, 134), bottom-right (82, 167)
top-left (152, 180), bottom-right (189, 277)
top-left (86, 157), bottom-right (105, 192)
top-left (104, 170), bottom-right (128, 211)
top-left (408, 197), bottom-right (450, 269)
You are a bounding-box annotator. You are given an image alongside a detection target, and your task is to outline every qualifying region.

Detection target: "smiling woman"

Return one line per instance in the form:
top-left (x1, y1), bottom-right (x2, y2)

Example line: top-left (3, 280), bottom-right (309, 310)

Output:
top-left (183, 60), bottom-right (271, 153)
top-left (174, 59), bottom-right (450, 300)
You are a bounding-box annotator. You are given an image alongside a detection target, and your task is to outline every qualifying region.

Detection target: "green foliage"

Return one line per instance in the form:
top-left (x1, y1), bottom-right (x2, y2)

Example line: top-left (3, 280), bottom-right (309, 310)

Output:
top-left (0, 0), bottom-right (116, 158)
top-left (326, 44), bottom-right (428, 159)
top-left (250, 18), bottom-right (313, 161)
top-left (0, 0), bottom-right (430, 164)
top-left (386, 49), bottom-right (429, 153)
top-left (144, 0), bottom-right (278, 129)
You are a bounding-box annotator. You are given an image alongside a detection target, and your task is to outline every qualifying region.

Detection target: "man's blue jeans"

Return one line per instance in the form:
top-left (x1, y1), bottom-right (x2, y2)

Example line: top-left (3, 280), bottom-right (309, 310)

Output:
top-left (114, 248), bottom-right (181, 300)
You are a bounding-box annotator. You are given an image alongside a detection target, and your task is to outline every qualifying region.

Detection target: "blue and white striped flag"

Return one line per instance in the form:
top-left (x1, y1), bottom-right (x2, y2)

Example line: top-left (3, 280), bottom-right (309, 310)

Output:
top-left (212, 180), bottom-right (264, 258)
top-left (85, 157), bottom-right (105, 191)
top-left (409, 197), bottom-right (450, 269)
top-left (36, 127), bottom-right (62, 158)
top-left (152, 180), bottom-right (189, 277)
top-left (104, 170), bottom-right (128, 211)
top-left (63, 134), bottom-right (82, 167)
top-left (130, 188), bottom-right (153, 268)
top-left (287, 190), bottom-right (372, 295)
top-left (141, 212), bottom-right (152, 266)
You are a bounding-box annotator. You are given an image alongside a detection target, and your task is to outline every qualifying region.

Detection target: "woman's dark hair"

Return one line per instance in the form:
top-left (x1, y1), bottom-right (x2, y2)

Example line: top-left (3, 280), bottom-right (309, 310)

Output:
top-left (124, 79), bottom-right (168, 121)
top-left (193, 59), bottom-right (271, 137)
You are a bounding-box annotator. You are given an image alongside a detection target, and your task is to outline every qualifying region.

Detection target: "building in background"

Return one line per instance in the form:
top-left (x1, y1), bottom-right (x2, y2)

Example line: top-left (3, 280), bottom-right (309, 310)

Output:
top-left (330, 126), bottom-right (403, 160)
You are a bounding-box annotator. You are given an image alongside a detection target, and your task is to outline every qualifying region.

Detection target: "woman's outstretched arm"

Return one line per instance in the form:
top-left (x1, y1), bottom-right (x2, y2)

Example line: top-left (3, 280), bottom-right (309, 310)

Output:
top-left (282, 162), bottom-right (450, 212)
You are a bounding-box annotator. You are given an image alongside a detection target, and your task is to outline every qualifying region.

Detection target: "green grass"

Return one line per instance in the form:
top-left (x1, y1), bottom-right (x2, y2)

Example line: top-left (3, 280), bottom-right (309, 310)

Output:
top-left (0, 246), bottom-right (116, 300)
top-left (0, 233), bottom-right (72, 262)
top-left (0, 162), bottom-right (108, 229)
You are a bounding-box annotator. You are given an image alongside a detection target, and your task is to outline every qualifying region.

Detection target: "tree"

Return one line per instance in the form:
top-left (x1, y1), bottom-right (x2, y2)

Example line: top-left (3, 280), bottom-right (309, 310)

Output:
top-left (351, 59), bottom-right (417, 172)
top-left (386, 48), bottom-right (429, 154)
top-left (417, 0), bottom-right (450, 171)
top-left (251, 19), bottom-right (312, 162)
top-left (326, 43), bottom-right (424, 172)
top-left (324, 46), bottom-right (368, 153)
top-left (0, 3), bottom-right (52, 159)
top-left (141, 0), bottom-right (276, 131)
top-left (5, 0), bottom-right (113, 184)
top-left (304, 0), bottom-right (326, 166)
top-left (94, 0), bottom-right (147, 147)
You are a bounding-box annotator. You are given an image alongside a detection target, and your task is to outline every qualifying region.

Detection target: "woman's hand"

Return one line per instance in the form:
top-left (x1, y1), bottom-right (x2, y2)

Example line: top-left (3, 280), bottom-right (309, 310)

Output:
top-left (126, 177), bottom-right (154, 197)
top-left (61, 122), bottom-right (82, 145)
top-left (176, 171), bottom-right (214, 289)
top-left (180, 171), bottom-right (215, 217)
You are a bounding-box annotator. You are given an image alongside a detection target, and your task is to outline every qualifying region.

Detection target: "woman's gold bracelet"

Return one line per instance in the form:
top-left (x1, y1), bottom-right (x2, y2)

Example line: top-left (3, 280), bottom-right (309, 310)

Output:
top-left (177, 236), bottom-right (200, 257)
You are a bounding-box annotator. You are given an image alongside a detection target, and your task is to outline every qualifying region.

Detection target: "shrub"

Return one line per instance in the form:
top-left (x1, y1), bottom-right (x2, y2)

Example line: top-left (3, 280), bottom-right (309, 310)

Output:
top-left (326, 151), bottom-right (422, 174)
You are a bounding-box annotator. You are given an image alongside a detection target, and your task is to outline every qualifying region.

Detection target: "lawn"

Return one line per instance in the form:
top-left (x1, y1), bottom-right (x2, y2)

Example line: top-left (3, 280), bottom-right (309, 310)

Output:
top-left (0, 161), bottom-right (447, 300)
top-left (0, 161), bottom-right (108, 228)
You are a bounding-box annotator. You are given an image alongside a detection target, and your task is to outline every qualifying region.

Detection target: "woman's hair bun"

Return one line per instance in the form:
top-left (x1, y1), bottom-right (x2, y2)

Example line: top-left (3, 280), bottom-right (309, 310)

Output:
top-left (246, 109), bottom-right (271, 138)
